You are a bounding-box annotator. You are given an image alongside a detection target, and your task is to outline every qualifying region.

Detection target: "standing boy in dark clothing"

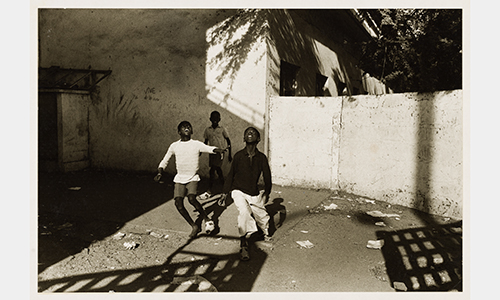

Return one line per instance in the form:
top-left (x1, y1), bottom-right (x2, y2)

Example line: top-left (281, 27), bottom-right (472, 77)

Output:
top-left (154, 121), bottom-right (226, 239)
top-left (198, 111), bottom-right (232, 200)
top-left (220, 127), bottom-right (272, 261)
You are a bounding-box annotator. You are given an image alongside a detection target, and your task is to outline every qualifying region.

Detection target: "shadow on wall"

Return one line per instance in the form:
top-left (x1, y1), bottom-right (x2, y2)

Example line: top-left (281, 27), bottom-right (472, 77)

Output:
top-left (373, 91), bottom-right (463, 292)
top-left (207, 9), bottom-right (268, 90)
top-left (206, 84), bottom-right (265, 130)
top-left (415, 93), bottom-right (435, 221)
top-left (415, 91), bottom-right (460, 222)
top-left (38, 236), bottom-right (267, 292)
top-left (376, 221), bottom-right (462, 291)
top-left (207, 9), bottom-right (326, 96)
top-left (268, 10), bottom-right (322, 96)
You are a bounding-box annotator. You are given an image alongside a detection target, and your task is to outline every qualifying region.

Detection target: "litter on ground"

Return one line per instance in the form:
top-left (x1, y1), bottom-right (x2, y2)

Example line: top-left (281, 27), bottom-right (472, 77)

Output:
top-left (393, 281), bottom-right (408, 291)
top-left (366, 211), bottom-right (400, 218)
top-left (68, 187), bottom-right (81, 191)
top-left (112, 232), bottom-right (126, 240)
top-left (365, 199), bottom-right (376, 204)
top-left (123, 241), bottom-right (138, 250)
top-left (300, 230), bottom-right (309, 233)
top-left (323, 203), bottom-right (338, 210)
top-left (296, 240), bottom-right (314, 249)
top-left (375, 222), bottom-right (386, 227)
top-left (366, 240), bottom-right (384, 249)
top-left (149, 231), bottom-right (163, 238)
top-left (57, 223), bottom-right (73, 230)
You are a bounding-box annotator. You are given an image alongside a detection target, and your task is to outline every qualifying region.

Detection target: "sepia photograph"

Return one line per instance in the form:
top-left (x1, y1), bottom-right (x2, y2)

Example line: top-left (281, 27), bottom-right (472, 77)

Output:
top-left (30, 0), bottom-right (470, 297)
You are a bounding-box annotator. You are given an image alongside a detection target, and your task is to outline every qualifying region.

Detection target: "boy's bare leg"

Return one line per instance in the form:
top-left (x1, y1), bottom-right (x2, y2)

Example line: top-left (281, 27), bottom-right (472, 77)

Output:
top-left (174, 197), bottom-right (200, 238)
top-left (187, 194), bottom-right (215, 233)
top-left (187, 194), bottom-right (209, 220)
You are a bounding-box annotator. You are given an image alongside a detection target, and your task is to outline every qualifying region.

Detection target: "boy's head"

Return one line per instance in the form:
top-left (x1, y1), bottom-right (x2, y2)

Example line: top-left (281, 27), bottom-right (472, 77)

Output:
top-left (243, 127), bottom-right (260, 144)
top-left (210, 111), bottom-right (221, 123)
top-left (177, 121), bottom-right (193, 137)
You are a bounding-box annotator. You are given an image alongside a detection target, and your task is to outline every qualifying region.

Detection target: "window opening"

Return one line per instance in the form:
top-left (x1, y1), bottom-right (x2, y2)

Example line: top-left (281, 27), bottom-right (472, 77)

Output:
top-left (279, 61), bottom-right (300, 96)
top-left (315, 74), bottom-right (329, 96)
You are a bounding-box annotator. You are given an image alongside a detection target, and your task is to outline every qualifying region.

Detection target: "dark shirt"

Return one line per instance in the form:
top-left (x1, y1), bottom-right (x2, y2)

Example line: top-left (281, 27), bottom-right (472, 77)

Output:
top-left (223, 148), bottom-right (272, 196)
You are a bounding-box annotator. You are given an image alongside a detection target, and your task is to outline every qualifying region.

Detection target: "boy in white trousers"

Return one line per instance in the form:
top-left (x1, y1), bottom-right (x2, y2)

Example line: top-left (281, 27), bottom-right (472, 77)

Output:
top-left (220, 127), bottom-right (272, 260)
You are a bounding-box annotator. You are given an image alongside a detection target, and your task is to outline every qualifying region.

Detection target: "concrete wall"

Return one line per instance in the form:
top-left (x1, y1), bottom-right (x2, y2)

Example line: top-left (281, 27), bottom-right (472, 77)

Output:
top-left (269, 90), bottom-right (463, 219)
top-left (340, 91), bottom-right (463, 218)
top-left (269, 97), bottom-right (342, 189)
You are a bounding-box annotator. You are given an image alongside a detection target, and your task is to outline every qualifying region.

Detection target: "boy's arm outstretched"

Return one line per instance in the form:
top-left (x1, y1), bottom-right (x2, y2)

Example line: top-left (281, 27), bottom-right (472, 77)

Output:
top-left (154, 145), bottom-right (174, 182)
top-left (199, 141), bottom-right (226, 154)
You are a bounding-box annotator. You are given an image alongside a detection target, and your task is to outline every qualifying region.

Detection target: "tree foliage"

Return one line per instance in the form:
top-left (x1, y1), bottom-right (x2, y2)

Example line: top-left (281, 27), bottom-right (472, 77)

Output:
top-left (358, 9), bottom-right (462, 93)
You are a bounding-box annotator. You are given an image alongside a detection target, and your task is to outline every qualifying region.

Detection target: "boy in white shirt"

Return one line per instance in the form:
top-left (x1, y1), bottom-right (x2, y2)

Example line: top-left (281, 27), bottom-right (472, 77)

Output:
top-left (154, 121), bottom-right (226, 239)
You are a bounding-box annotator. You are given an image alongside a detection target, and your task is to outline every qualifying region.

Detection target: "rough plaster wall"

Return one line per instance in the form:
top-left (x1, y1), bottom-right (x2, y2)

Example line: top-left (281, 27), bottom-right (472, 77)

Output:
top-left (269, 97), bottom-right (342, 189)
top-left (39, 9), bottom-right (267, 175)
top-left (269, 91), bottom-right (462, 219)
top-left (339, 91), bottom-right (463, 218)
top-left (206, 33), bottom-right (268, 155)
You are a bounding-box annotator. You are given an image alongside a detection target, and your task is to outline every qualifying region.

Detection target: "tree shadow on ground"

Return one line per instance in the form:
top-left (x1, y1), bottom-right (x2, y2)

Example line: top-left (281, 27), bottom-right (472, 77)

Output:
top-left (376, 221), bottom-right (462, 291)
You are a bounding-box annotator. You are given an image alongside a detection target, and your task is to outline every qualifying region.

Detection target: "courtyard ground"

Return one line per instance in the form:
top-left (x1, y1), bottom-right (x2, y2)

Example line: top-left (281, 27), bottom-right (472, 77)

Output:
top-left (36, 170), bottom-right (463, 294)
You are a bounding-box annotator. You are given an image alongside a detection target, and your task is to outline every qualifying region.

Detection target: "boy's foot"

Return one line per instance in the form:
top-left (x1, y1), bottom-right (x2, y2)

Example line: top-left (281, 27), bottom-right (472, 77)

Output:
top-left (264, 235), bottom-right (273, 243)
top-left (240, 247), bottom-right (250, 261)
top-left (197, 191), bottom-right (212, 201)
top-left (205, 220), bottom-right (215, 234)
top-left (208, 226), bottom-right (220, 236)
top-left (217, 195), bottom-right (226, 207)
top-left (188, 225), bottom-right (201, 239)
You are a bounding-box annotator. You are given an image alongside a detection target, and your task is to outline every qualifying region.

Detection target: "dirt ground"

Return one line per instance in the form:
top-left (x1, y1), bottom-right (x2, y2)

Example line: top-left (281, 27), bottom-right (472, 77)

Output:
top-left (37, 173), bottom-right (463, 293)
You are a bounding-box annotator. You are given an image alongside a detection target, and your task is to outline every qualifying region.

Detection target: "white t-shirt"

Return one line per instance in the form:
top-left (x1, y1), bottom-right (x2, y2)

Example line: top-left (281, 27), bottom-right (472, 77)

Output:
top-left (158, 139), bottom-right (216, 184)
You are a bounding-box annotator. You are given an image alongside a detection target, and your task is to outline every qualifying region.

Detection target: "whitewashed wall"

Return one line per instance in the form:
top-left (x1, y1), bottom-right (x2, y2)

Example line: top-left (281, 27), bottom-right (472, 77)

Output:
top-left (269, 97), bottom-right (342, 189)
top-left (269, 90), bottom-right (463, 219)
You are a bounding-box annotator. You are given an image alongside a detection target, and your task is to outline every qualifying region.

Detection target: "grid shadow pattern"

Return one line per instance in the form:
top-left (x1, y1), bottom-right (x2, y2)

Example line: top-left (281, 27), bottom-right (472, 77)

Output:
top-left (376, 221), bottom-right (462, 291)
top-left (38, 236), bottom-right (267, 293)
